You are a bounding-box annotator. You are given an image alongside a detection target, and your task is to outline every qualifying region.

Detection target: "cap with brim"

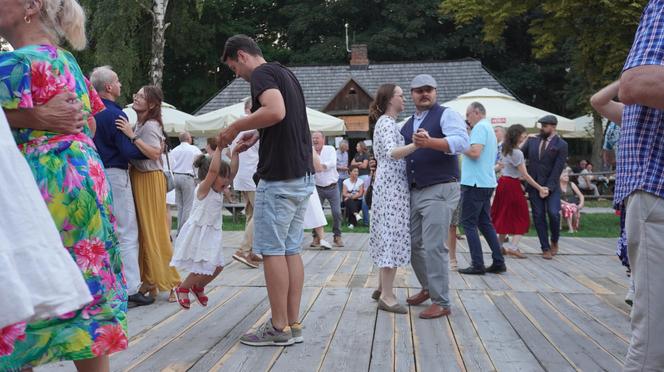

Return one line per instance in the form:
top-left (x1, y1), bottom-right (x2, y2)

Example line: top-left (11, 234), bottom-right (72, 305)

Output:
top-left (410, 74), bottom-right (437, 89)
top-left (538, 115), bottom-right (558, 125)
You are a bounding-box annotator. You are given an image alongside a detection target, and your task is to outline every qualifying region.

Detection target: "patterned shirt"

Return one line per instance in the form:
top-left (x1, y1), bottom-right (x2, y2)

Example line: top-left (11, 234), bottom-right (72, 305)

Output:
top-left (616, 0), bottom-right (664, 207)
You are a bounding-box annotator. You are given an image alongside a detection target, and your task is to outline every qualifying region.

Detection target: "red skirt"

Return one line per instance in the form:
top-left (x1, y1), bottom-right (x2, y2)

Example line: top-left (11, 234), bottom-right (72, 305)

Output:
top-left (491, 176), bottom-right (530, 234)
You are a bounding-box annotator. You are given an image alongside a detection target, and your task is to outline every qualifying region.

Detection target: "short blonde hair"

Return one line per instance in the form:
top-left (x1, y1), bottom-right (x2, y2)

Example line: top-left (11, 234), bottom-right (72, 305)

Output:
top-left (32, 0), bottom-right (87, 50)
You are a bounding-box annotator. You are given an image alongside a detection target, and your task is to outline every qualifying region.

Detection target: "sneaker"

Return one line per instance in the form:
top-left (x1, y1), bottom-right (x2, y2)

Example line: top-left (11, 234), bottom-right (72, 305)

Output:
top-left (232, 251), bottom-right (259, 269)
top-left (310, 236), bottom-right (321, 247)
top-left (240, 319), bottom-right (295, 347)
top-left (354, 212), bottom-right (362, 222)
top-left (320, 239), bottom-right (333, 250)
top-left (348, 224), bottom-right (354, 230)
top-left (290, 322), bottom-right (304, 343)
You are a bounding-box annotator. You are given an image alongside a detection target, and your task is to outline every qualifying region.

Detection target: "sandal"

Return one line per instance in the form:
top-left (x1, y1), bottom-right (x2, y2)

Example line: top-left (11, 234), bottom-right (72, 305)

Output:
top-left (173, 287), bottom-right (191, 309)
top-left (191, 286), bottom-right (209, 306)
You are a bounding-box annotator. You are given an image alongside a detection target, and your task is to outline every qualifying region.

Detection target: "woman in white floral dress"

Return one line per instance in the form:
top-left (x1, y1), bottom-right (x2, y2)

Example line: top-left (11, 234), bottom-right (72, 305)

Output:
top-left (369, 84), bottom-right (418, 314)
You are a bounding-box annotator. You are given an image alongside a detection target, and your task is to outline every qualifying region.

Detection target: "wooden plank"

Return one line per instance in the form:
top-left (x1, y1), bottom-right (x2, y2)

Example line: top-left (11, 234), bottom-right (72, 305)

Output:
top-left (564, 293), bottom-right (631, 340)
top-left (448, 290), bottom-right (495, 371)
top-left (319, 288), bottom-right (379, 372)
top-left (410, 288), bottom-right (464, 372)
top-left (505, 259), bottom-right (557, 293)
top-left (524, 256), bottom-right (591, 293)
top-left (129, 287), bottom-right (267, 371)
top-left (111, 286), bottom-right (241, 369)
top-left (369, 295), bottom-right (395, 372)
top-left (489, 292), bottom-right (575, 371)
top-left (540, 292), bottom-right (628, 361)
top-left (269, 288), bottom-right (352, 372)
top-left (394, 288), bottom-right (416, 372)
top-left (305, 251), bottom-right (346, 287)
top-left (510, 292), bottom-right (623, 371)
top-left (195, 287), bottom-right (321, 372)
top-left (348, 250), bottom-right (373, 288)
top-left (327, 250), bottom-right (362, 287)
top-left (459, 290), bottom-right (544, 371)
top-left (456, 253), bottom-right (489, 290)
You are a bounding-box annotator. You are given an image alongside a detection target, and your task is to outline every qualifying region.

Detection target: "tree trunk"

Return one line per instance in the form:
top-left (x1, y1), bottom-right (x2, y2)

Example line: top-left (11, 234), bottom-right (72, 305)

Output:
top-left (150, 0), bottom-right (169, 89)
top-left (591, 112), bottom-right (604, 170)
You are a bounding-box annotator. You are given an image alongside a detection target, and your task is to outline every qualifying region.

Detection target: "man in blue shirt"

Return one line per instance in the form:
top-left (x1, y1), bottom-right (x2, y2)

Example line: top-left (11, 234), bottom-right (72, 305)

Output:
top-left (91, 66), bottom-right (153, 307)
top-left (458, 102), bottom-right (505, 275)
top-left (617, 2), bottom-right (664, 370)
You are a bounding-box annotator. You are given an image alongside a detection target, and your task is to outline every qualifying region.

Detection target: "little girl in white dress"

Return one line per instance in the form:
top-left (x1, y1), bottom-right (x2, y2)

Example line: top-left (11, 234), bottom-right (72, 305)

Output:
top-left (170, 146), bottom-right (238, 309)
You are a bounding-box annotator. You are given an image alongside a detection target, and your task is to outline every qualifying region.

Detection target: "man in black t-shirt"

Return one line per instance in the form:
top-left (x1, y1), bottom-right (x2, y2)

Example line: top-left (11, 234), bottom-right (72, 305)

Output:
top-left (218, 34), bottom-right (315, 347)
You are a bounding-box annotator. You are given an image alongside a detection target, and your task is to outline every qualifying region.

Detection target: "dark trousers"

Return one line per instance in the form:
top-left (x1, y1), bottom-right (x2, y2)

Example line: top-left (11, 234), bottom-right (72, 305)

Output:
top-left (345, 198), bottom-right (362, 225)
top-left (528, 187), bottom-right (561, 251)
top-left (460, 185), bottom-right (504, 268)
top-left (316, 184), bottom-right (342, 237)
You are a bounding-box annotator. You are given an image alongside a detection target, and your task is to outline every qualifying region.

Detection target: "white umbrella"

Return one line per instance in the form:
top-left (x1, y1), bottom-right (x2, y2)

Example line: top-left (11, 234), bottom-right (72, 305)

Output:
top-left (123, 102), bottom-right (195, 137)
top-left (441, 88), bottom-right (576, 132)
top-left (563, 114), bottom-right (608, 139)
top-left (186, 102), bottom-right (346, 137)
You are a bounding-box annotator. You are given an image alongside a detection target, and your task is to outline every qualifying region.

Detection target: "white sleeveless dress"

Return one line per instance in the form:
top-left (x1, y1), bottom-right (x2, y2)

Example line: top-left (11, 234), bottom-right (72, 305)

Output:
top-left (171, 185), bottom-right (225, 275)
top-left (0, 109), bottom-right (92, 327)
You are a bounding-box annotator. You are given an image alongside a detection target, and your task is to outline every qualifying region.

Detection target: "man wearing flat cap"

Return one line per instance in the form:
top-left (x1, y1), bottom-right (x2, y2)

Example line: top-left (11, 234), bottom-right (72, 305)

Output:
top-left (522, 114), bottom-right (568, 259)
top-left (400, 74), bottom-right (470, 319)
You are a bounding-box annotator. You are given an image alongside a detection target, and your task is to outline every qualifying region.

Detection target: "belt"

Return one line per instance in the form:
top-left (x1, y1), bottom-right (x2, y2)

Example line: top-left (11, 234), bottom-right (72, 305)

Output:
top-left (316, 183), bottom-right (337, 189)
top-left (174, 172), bottom-right (195, 177)
top-left (410, 179), bottom-right (457, 190)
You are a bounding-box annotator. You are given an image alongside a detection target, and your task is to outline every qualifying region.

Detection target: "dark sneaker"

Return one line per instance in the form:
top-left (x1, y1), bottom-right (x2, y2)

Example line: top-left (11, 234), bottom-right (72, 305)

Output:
top-left (240, 319), bottom-right (295, 346)
top-left (128, 292), bottom-right (155, 307)
top-left (290, 322), bottom-right (304, 343)
top-left (485, 264), bottom-right (507, 274)
top-left (458, 266), bottom-right (486, 275)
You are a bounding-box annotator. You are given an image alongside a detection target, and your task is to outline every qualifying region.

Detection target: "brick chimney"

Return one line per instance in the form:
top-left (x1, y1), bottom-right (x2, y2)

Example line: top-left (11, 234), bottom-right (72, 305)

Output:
top-left (350, 44), bottom-right (369, 69)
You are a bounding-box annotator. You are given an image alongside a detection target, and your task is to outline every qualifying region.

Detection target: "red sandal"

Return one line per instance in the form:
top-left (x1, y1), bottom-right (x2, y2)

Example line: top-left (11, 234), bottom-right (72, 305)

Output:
top-left (191, 286), bottom-right (208, 306)
top-left (173, 287), bottom-right (191, 309)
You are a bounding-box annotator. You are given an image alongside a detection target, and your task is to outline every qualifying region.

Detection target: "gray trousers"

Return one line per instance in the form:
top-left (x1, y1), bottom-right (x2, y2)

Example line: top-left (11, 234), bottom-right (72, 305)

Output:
top-left (174, 174), bottom-right (196, 233)
top-left (624, 191), bottom-right (664, 371)
top-left (316, 184), bottom-right (342, 237)
top-left (410, 182), bottom-right (460, 308)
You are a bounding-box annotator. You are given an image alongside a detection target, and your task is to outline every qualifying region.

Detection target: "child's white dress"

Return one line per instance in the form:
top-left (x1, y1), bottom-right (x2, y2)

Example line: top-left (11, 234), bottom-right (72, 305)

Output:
top-left (171, 186), bottom-right (225, 275)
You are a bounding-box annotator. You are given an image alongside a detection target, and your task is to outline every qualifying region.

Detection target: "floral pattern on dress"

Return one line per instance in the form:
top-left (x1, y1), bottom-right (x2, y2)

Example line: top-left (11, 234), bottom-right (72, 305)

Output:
top-left (0, 44), bottom-right (127, 369)
top-left (369, 115), bottom-right (411, 268)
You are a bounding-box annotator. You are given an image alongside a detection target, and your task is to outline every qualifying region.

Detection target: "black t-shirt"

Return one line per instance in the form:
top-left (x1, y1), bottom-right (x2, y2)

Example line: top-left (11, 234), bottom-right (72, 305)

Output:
top-left (354, 152), bottom-right (370, 176)
top-left (250, 62), bottom-right (314, 181)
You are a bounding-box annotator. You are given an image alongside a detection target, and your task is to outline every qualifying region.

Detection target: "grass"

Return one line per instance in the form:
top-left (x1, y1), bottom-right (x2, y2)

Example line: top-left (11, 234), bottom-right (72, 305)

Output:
top-left (177, 213), bottom-right (619, 238)
top-left (584, 199), bottom-right (614, 208)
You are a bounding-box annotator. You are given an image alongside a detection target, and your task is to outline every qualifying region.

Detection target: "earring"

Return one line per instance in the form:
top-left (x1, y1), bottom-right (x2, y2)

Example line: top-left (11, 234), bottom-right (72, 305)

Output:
top-left (24, 15), bottom-right (31, 24)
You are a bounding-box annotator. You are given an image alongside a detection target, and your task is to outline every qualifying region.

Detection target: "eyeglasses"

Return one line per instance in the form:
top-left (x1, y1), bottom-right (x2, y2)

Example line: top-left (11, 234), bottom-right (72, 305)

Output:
top-left (412, 87), bottom-right (435, 95)
top-left (133, 93), bottom-right (146, 100)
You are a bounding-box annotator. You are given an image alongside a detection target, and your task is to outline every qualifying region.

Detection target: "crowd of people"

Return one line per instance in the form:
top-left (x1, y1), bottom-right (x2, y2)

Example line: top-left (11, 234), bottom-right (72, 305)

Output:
top-left (1, 0), bottom-right (664, 371)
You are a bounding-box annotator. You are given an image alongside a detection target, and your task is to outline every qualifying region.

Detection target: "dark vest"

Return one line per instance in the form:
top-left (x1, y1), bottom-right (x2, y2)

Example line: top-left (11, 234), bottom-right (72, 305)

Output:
top-left (401, 104), bottom-right (460, 188)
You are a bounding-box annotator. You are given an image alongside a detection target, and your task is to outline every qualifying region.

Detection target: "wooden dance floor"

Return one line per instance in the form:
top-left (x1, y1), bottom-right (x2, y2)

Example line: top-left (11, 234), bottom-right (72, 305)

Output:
top-left (38, 233), bottom-right (631, 372)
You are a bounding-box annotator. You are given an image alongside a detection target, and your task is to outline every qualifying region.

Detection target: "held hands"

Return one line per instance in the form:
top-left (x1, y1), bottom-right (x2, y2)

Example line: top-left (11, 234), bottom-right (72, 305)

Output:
top-left (412, 128), bottom-right (431, 148)
top-left (115, 116), bottom-right (135, 138)
top-left (539, 187), bottom-right (550, 199)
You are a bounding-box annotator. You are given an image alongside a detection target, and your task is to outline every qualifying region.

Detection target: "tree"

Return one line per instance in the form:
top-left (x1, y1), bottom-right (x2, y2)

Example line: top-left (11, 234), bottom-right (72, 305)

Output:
top-left (440, 0), bottom-right (647, 167)
top-left (137, 0), bottom-right (170, 89)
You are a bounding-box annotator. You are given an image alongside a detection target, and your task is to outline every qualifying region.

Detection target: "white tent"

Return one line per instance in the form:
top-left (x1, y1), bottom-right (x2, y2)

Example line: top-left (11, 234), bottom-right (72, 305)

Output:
top-left (186, 102), bottom-right (346, 137)
top-left (563, 114), bottom-right (608, 139)
top-left (123, 102), bottom-right (195, 136)
top-left (441, 88), bottom-right (576, 132)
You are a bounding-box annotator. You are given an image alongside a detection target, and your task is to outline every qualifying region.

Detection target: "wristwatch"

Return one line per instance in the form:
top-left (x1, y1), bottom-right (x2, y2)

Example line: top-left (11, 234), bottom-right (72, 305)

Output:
top-left (131, 135), bottom-right (138, 143)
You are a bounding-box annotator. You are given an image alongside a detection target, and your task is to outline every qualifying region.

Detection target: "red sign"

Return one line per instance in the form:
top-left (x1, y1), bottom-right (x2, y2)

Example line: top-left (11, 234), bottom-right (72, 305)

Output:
top-left (491, 117), bottom-right (507, 124)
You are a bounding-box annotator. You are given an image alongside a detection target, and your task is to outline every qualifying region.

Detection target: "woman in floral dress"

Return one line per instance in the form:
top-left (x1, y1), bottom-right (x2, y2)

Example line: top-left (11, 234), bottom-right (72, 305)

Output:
top-left (368, 84), bottom-right (418, 314)
top-left (0, 1), bottom-right (127, 371)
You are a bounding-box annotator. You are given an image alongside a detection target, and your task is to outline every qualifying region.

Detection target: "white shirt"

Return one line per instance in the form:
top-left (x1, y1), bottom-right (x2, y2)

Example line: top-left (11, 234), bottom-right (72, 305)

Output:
top-left (169, 142), bottom-right (202, 175)
top-left (230, 131), bottom-right (260, 191)
top-left (314, 145), bottom-right (339, 186)
top-left (343, 177), bottom-right (363, 196)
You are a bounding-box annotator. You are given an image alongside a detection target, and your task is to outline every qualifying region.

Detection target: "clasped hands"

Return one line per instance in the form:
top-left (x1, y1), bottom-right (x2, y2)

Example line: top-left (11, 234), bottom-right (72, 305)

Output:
top-left (412, 128), bottom-right (431, 148)
top-left (539, 187), bottom-right (550, 199)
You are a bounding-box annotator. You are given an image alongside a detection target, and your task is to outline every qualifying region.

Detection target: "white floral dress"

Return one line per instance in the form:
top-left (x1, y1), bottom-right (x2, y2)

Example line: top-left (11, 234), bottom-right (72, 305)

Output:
top-left (369, 115), bottom-right (411, 268)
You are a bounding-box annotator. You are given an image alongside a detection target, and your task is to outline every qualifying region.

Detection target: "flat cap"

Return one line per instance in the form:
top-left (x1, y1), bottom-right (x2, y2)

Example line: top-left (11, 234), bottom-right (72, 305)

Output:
top-left (410, 74), bottom-right (437, 89)
top-left (538, 115), bottom-right (558, 125)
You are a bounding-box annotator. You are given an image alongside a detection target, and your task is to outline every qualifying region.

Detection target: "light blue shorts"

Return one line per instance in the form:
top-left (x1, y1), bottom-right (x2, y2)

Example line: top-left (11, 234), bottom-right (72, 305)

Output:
top-left (252, 175), bottom-right (314, 256)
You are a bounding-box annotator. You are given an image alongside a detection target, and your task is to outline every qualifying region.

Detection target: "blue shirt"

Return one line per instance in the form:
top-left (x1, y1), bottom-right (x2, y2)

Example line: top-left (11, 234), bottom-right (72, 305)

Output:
top-left (411, 106), bottom-right (469, 155)
top-left (93, 98), bottom-right (146, 169)
top-left (616, 0), bottom-right (664, 206)
top-left (461, 118), bottom-right (498, 188)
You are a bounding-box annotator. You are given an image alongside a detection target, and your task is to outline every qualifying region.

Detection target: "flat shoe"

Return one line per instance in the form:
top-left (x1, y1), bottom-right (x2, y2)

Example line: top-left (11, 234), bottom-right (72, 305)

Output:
top-left (378, 299), bottom-right (408, 314)
top-left (371, 290), bottom-right (381, 300)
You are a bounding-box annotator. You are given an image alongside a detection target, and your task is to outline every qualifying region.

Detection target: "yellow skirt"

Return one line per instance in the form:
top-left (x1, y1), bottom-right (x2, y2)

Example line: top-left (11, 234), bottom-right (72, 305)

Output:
top-left (130, 168), bottom-right (181, 292)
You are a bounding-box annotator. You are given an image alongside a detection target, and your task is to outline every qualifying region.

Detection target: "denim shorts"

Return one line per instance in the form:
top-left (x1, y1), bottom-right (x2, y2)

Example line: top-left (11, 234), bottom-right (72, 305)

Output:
top-left (252, 175), bottom-right (315, 256)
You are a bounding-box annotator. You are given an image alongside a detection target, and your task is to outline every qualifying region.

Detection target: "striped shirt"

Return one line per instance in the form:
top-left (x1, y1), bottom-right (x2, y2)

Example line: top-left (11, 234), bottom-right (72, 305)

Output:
top-left (616, 0), bottom-right (664, 207)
